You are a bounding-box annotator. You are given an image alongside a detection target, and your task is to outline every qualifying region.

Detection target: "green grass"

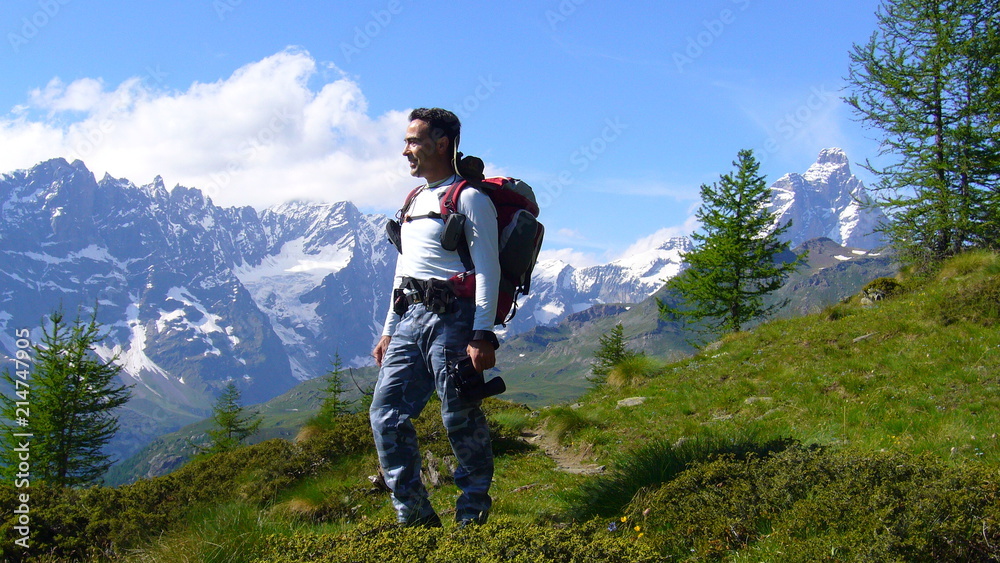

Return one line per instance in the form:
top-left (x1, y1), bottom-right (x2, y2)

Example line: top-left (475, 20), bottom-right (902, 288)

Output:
top-left (488, 407), bottom-right (535, 436)
top-left (490, 451), bottom-right (592, 524)
top-left (605, 353), bottom-right (662, 388)
top-left (564, 430), bottom-right (798, 521)
top-left (553, 263), bottom-right (1000, 468)
top-left (540, 405), bottom-right (605, 445)
top-left (127, 502), bottom-right (304, 563)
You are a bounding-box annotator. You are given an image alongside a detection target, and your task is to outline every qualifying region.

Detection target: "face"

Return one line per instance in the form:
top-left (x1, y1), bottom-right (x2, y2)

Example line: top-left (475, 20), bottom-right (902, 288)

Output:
top-left (403, 119), bottom-right (450, 181)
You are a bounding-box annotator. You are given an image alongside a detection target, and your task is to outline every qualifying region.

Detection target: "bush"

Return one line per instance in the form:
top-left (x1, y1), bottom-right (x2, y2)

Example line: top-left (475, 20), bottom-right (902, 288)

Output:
top-left (626, 446), bottom-right (1000, 561)
top-left (862, 276), bottom-right (904, 300)
top-left (0, 416), bottom-right (380, 558)
top-left (0, 482), bottom-right (97, 561)
top-left (251, 518), bottom-right (662, 562)
top-left (565, 431), bottom-right (797, 522)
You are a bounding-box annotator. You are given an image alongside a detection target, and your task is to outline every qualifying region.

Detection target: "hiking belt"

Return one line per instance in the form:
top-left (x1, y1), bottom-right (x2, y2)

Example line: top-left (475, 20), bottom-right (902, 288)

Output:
top-left (393, 277), bottom-right (466, 316)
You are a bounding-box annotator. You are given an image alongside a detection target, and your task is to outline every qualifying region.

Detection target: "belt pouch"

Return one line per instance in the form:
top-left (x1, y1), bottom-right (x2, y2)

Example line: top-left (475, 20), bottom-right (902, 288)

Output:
top-left (392, 288), bottom-right (408, 316)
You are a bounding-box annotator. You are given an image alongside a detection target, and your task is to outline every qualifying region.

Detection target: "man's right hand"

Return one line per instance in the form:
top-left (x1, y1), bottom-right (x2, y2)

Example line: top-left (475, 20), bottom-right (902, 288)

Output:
top-left (373, 335), bottom-right (392, 367)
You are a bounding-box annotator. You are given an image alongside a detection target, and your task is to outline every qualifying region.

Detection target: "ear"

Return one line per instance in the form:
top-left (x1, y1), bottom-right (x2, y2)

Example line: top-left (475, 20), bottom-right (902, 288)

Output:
top-left (434, 135), bottom-right (450, 156)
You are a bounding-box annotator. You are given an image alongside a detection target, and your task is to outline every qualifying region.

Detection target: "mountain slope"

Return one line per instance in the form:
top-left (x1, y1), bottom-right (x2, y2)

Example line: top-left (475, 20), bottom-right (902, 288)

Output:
top-left (511, 237), bottom-right (691, 334)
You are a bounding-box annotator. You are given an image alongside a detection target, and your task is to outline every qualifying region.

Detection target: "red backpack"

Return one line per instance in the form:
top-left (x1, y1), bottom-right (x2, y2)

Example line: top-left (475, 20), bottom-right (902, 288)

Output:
top-left (391, 174), bottom-right (545, 326)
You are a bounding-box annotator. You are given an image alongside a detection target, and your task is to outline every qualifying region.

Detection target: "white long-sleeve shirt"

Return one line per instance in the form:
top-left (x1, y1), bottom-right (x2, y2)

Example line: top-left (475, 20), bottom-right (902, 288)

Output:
top-left (382, 176), bottom-right (500, 335)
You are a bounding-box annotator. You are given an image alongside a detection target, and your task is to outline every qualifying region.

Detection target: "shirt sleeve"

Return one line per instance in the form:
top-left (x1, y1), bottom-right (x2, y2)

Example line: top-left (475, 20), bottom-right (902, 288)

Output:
top-left (381, 253), bottom-right (404, 337)
top-left (458, 187), bottom-right (500, 332)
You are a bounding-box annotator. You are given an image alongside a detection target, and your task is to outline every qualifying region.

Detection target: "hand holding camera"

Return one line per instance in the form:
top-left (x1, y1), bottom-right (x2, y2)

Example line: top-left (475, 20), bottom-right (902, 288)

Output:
top-left (449, 357), bottom-right (506, 402)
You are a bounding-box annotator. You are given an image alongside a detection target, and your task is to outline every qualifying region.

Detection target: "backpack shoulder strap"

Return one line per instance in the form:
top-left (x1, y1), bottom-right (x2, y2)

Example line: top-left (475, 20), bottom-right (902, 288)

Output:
top-left (440, 178), bottom-right (472, 216)
top-left (438, 179), bottom-right (478, 271)
top-left (398, 185), bottom-right (423, 221)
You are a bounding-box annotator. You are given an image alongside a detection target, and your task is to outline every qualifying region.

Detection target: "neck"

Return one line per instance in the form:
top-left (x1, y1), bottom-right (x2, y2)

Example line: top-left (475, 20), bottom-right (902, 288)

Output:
top-left (424, 170), bottom-right (456, 187)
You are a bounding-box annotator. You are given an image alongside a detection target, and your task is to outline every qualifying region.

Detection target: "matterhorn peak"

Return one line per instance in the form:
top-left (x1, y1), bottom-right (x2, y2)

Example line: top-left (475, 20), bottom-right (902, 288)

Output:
top-left (815, 147), bottom-right (849, 165)
top-left (767, 148), bottom-right (886, 250)
top-left (804, 148), bottom-right (852, 184)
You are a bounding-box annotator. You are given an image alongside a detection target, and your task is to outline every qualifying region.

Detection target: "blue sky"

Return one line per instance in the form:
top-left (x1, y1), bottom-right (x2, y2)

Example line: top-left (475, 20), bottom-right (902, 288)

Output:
top-left (2, 0), bottom-right (885, 267)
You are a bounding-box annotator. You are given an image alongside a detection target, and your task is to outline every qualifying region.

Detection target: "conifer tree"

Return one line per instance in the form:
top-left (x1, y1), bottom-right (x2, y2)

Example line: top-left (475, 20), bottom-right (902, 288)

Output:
top-left (312, 353), bottom-right (353, 428)
top-left (846, 0), bottom-right (1000, 265)
top-left (659, 149), bottom-right (800, 337)
top-left (0, 308), bottom-right (131, 487)
top-left (591, 322), bottom-right (638, 382)
top-left (203, 382), bottom-right (261, 454)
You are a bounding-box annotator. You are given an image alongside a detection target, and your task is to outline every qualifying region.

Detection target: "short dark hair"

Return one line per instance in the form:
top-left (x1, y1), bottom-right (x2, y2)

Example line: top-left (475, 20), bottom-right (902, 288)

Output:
top-left (409, 108), bottom-right (461, 152)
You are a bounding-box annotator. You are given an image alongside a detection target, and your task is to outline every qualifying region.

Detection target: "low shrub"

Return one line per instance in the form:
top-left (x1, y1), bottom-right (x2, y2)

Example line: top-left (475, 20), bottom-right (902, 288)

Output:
top-left (862, 276), bottom-right (904, 300)
top-left (0, 401), bottom-right (540, 559)
top-left (565, 431), bottom-right (797, 522)
top-left (0, 417), bottom-right (379, 558)
top-left (251, 518), bottom-right (662, 563)
top-left (627, 446), bottom-right (1000, 561)
top-left (0, 482), bottom-right (98, 562)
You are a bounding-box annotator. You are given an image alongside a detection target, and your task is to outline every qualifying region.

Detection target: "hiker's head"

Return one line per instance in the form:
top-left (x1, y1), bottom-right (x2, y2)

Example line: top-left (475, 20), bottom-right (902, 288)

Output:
top-left (404, 108), bottom-right (460, 182)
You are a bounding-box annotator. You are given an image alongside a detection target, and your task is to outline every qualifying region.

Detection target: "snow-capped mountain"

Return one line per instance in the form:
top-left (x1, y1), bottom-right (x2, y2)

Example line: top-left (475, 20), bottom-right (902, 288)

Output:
top-left (0, 159), bottom-right (396, 454)
top-left (506, 237), bottom-right (692, 334)
top-left (767, 148), bottom-right (887, 250)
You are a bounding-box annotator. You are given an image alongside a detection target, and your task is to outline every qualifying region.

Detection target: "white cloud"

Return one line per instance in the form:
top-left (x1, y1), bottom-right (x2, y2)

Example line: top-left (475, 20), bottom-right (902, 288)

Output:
top-left (0, 48), bottom-right (415, 212)
top-left (556, 228), bottom-right (585, 240)
top-left (617, 214), bottom-right (699, 260)
top-left (30, 77), bottom-right (106, 112)
top-left (537, 248), bottom-right (601, 269)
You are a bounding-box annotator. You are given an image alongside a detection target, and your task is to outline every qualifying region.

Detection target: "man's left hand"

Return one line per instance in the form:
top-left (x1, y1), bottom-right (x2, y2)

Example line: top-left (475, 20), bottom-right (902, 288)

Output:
top-left (467, 339), bottom-right (496, 372)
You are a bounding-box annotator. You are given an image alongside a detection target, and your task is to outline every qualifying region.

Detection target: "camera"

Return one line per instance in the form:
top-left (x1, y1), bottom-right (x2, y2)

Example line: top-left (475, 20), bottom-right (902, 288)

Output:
top-left (449, 357), bottom-right (506, 402)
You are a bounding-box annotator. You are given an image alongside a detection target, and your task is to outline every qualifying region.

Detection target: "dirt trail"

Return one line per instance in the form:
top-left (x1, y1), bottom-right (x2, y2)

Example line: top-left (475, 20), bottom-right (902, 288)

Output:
top-left (521, 428), bottom-right (605, 475)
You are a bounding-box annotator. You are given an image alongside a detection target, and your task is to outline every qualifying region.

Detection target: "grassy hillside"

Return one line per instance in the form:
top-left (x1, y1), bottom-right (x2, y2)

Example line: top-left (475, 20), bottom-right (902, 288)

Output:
top-left (545, 254), bottom-right (999, 468)
top-left (109, 237), bottom-right (894, 485)
top-left (495, 237), bottom-right (896, 406)
top-left (9, 251), bottom-right (999, 562)
top-left (105, 365), bottom-right (380, 485)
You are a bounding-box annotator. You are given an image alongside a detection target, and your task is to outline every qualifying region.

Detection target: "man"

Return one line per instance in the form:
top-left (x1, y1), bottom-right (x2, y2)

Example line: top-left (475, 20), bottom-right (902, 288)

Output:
top-left (370, 107), bottom-right (500, 528)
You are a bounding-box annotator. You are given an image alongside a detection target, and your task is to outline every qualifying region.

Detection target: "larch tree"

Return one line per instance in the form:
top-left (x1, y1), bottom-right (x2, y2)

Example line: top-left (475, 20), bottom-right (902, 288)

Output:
top-left (659, 149), bottom-right (801, 338)
top-left (845, 0), bottom-right (1000, 265)
top-left (1, 308), bottom-right (131, 487)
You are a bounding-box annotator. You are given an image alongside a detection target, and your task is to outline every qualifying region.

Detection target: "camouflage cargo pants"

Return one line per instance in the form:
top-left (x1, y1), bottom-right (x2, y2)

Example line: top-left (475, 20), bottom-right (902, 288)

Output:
top-left (370, 299), bottom-right (494, 524)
